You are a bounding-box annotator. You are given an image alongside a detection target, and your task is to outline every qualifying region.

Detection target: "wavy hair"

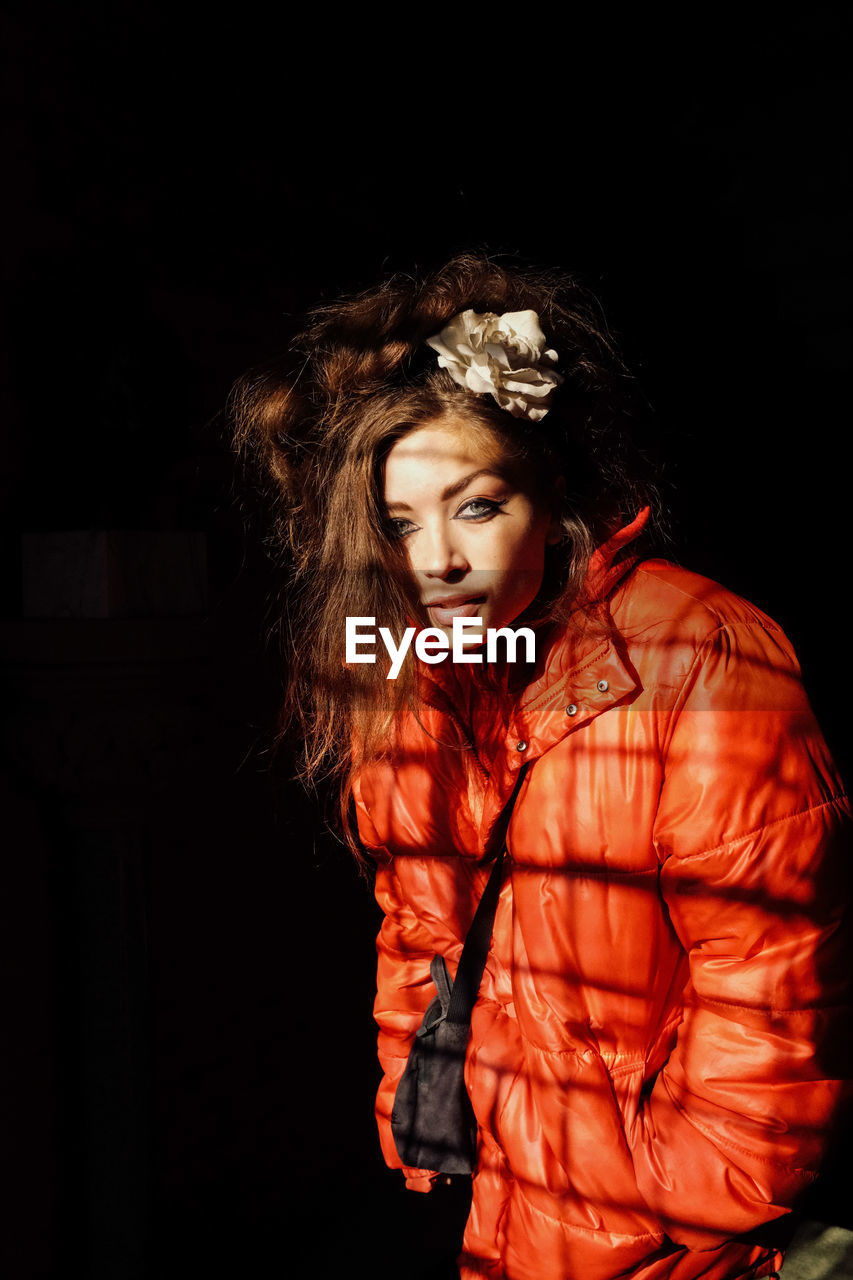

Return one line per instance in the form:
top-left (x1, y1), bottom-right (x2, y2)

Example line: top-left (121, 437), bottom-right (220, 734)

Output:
top-left (230, 253), bottom-right (664, 858)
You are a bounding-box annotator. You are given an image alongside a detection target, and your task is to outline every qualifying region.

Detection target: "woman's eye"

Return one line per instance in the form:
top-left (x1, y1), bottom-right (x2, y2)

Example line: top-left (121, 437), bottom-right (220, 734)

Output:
top-left (456, 498), bottom-right (507, 520)
top-left (388, 518), bottom-right (418, 540)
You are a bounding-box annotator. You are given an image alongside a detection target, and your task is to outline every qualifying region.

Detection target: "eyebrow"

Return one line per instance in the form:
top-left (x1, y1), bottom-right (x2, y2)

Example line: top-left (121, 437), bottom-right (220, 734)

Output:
top-left (385, 468), bottom-right (506, 513)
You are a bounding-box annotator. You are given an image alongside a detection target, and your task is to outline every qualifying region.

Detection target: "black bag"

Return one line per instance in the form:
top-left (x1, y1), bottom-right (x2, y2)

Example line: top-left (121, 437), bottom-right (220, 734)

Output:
top-left (391, 953), bottom-right (479, 1173)
top-left (390, 763), bottom-right (530, 1175)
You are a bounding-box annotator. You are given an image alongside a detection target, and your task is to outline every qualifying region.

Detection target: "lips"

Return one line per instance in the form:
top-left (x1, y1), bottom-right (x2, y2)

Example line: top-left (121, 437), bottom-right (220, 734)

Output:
top-left (423, 594), bottom-right (486, 627)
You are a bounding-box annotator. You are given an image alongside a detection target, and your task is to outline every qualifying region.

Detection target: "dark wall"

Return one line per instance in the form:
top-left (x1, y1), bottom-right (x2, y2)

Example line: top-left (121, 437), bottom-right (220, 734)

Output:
top-left (1, 7), bottom-right (850, 1278)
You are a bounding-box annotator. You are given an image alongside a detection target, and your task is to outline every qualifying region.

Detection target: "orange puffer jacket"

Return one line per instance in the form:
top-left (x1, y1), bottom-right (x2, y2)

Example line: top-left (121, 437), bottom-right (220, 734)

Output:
top-left (353, 532), bottom-right (851, 1280)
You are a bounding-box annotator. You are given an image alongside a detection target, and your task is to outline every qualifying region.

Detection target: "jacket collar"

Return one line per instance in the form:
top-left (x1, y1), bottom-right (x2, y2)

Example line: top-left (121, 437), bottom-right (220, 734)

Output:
top-left (417, 508), bottom-right (650, 778)
top-left (506, 505), bottom-right (649, 755)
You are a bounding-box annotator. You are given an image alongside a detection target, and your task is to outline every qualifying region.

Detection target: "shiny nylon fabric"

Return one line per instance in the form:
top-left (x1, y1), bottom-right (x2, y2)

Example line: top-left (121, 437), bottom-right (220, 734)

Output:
top-left (354, 549), bottom-right (851, 1280)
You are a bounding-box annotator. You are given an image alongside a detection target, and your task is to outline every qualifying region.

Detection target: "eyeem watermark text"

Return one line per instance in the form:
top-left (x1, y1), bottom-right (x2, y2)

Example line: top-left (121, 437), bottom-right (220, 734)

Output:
top-left (346, 617), bottom-right (535, 680)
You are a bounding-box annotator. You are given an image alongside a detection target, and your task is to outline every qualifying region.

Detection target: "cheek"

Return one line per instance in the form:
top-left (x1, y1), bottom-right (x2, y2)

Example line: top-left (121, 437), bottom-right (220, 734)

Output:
top-left (490, 529), bottom-right (548, 613)
top-left (503, 518), bottom-right (549, 576)
top-left (482, 507), bottom-right (548, 571)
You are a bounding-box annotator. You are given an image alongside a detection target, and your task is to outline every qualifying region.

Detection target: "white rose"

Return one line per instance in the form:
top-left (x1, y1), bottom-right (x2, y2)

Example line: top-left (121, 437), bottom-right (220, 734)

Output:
top-left (425, 309), bottom-right (563, 422)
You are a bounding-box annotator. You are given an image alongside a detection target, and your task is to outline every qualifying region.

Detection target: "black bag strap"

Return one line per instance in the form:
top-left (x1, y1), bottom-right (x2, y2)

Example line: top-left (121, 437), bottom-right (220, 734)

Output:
top-left (446, 762), bottom-right (530, 1026)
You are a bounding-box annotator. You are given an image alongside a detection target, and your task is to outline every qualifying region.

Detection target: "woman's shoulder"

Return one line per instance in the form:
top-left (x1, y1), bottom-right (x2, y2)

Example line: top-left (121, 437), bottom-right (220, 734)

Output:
top-left (616, 556), bottom-right (787, 642)
top-left (608, 558), bottom-right (805, 706)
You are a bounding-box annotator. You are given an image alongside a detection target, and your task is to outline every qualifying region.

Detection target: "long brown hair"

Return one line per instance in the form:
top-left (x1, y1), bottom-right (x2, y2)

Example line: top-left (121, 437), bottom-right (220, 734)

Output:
top-left (230, 253), bottom-right (663, 853)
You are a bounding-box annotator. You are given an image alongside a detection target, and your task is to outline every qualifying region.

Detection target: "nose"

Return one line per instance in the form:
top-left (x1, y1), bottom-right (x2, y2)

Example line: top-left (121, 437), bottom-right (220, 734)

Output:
top-left (417, 521), bottom-right (470, 580)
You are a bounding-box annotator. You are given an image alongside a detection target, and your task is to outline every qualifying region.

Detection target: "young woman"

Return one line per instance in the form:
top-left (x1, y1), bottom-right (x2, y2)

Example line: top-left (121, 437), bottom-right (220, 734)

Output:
top-left (232, 254), bottom-right (850, 1280)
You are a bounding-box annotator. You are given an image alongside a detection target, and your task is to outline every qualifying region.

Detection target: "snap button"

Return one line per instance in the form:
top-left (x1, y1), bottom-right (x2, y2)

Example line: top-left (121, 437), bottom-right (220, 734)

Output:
top-left (516, 740), bottom-right (528, 752)
top-left (565, 703), bottom-right (578, 717)
top-left (596, 679), bottom-right (609, 693)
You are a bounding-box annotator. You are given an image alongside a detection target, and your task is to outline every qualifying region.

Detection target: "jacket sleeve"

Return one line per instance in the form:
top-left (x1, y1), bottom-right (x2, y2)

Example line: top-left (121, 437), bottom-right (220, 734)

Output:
top-left (630, 617), bottom-right (852, 1251)
top-left (352, 775), bottom-right (441, 1192)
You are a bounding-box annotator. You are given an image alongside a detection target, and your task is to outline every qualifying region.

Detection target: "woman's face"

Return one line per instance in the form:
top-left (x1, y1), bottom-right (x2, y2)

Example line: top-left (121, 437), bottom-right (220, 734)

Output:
top-left (383, 416), bottom-right (561, 642)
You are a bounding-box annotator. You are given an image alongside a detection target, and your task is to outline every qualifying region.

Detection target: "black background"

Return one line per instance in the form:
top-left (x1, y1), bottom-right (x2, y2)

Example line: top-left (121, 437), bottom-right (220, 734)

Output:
top-left (1, 5), bottom-right (851, 1278)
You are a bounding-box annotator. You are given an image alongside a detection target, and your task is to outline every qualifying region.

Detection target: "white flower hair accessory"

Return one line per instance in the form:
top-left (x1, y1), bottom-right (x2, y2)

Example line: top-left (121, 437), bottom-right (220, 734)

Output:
top-left (425, 309), bottom-right (564, 422)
